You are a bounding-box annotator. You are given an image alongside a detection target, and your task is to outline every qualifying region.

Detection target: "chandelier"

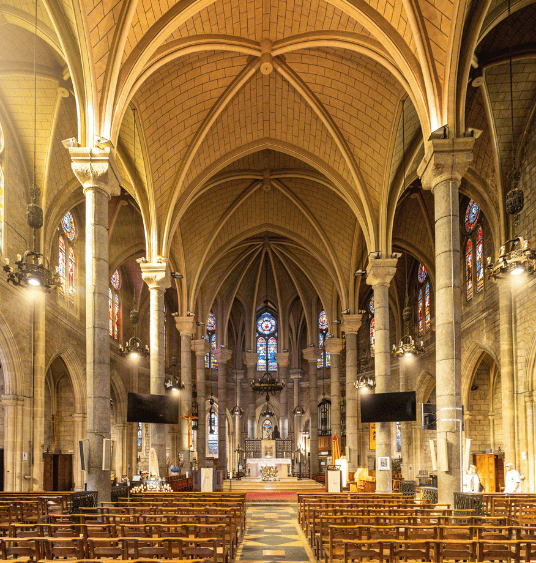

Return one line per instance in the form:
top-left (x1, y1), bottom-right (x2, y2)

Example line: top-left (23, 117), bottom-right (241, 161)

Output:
top-left (354, 373), bottom-right (376, 390)
top-left (208, 396), bottom-right (217, 434)
top-left (487, 1), bottom-right (536, 279)
top-left (119, 298), bottom-right (149, 358)
top-left (260, 394), bottom-right (275, 418)
top-left (164, 356), bottom-right (184, 391)
top-left (250, 371), bottom-right (285, 395)
top-left (3, 2), bottom-right (60, 292)
top-left (231, 367), bottom-right (243, 416)
top-left (393, 333), bottom-right (425, 357)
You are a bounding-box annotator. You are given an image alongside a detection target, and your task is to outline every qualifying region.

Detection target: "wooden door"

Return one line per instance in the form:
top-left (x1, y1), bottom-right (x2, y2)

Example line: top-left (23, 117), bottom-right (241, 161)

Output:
top-left (57, 454), bottom-right (73, 491)
top-left (473, 453), bottom-right (496, 492)
top-left (43, 453), bottom-right (54, 491)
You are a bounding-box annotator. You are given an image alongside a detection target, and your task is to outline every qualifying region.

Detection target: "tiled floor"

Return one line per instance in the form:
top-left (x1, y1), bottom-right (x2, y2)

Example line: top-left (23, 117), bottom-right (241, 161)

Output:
top-left (236, 503), bottom-right (316, 563)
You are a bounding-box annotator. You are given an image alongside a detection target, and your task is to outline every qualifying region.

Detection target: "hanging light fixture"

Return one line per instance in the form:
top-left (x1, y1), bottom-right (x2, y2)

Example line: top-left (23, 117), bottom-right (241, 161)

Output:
top-left (208, 395), bottom-right (216, 434)
top-left (191, 388), bottom-right (199, 431)
top-left (487, 0), bottom-right (536, 278)
top-left (354, 373), bottom-right (376, 390)
top-left (293, 367), bottom-right (305, 415)
top-left (164, 355), bottom-right (184, 390)
top-left (260, 393), bottom-right (275, 418)
top-left (120, 292), bottom-right (150, 358)
top-left (3, 0), bottom-right (61, 291)
top-left (392, 98), bottom-right (424, 358)
top-left (230, 368), bottom-right (243, 416)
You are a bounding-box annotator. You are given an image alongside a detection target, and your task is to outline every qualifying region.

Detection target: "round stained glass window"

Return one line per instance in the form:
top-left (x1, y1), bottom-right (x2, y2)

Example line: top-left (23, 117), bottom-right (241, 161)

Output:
top-left (465, 200), bottom-right (480, 233)
top-left (111, 269), bottom-right (121, 290)
top-left (61, 211), bottom-right (76, 241)
top-left (206, 312), bottom-right (216, 331)
top-left (369, 296), bottom-right (374, 315)
top-left (257, 312), bottom-right (276, 335)
top-left (319, 310), bottom-right (328, 330)
top-left (418, 264), bottom-right (428, 283)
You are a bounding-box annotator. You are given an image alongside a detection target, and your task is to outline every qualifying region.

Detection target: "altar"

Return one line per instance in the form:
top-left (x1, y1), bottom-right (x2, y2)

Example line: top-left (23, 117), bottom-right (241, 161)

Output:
top-left (246, 458), bottom-right (292, 478)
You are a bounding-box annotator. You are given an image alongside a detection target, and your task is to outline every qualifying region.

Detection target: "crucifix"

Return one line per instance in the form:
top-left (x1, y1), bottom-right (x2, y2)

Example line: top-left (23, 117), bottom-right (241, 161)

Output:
top-left (179, 411), bottom-right (198, 449)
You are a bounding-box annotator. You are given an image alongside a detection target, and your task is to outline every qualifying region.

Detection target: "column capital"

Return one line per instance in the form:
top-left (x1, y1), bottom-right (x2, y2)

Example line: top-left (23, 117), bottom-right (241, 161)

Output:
top-left (243, 352), bottom-right (259, 367)
top-left (418, 137), bottom-right (474, 191)
top-left (274, 352), bottom-right (290, 366)
top-left (325, 337), bottom-right (344, 355)
top-left (366, 257), bottom-right (398, 287)
top-left (214, 348), bottom-right (233, 364)
top-left (192, 338), bottom-right (210, 356)
top-left (341, 313), bottom-right (363, 334)
top-left (140, 259), bottom-right (171, 291)
top-left (69, 147), bottom-right (122, 197)
top-left (302, 347), bottom-right (321, 363)
top-left (174, 315), bottom-right (196, 336)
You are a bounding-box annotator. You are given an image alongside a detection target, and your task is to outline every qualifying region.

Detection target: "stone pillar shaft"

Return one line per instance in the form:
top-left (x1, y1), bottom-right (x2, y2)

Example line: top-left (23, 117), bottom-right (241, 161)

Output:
top-left (215, 349), bottom-right (232, 476)
top-left (193, 340), bottom-right (209, 467)
top-left (275, 353), bottom-right (290, 438)
top-left (418, 137), bottom-right (474, 505)
top-left (70, 147), bottom-right (121, 502)
top-left (243, 353), bottom-right (258, 438)
top-left (32, 292), bottom-right (46, 490)
top-left (326, 339), bottom-right (344, 441)
top-left (73, 413), bottom-right (86, 491)
top-left (303, 348), bottom-right (320, 477)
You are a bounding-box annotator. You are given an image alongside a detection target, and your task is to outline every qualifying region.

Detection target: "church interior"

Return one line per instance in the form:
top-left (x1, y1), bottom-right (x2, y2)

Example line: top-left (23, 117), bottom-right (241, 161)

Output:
top-left (0, 0), bottom-right (536, 556)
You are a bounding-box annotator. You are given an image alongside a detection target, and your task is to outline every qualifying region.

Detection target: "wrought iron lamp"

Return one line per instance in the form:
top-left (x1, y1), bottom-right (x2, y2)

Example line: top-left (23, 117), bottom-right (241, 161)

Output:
top-left (230, 366), bottom-right (244, 416)
top-left (164, 356), bottom-right (184, 390)
top-left (208, 395), bottom-right (216, 434)
top-left (260, 393), bottom-right (275, 418)
top-left (318, 337), bottom-right (331, 436)
top-left (119, 298), bottom-right (149, 358)
top-left (3, 1), bottom-right (61, 292)
top-left (191, 389), bottom-right (199, 431)
top-left (354, 373), bottom-right (376, 390)
top-left (250, 371), bottom-right (285, 395)
top-left (293, 367), bottom-right (305, 415)
top-left (487, 0), bottom-right (536, 278)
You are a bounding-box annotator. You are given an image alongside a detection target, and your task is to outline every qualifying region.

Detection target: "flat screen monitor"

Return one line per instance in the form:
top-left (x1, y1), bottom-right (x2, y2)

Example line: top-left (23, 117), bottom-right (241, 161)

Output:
top-left (360, 391), bottom-right (417, 423)
top-left (127, 392), bottom-right (179, 424)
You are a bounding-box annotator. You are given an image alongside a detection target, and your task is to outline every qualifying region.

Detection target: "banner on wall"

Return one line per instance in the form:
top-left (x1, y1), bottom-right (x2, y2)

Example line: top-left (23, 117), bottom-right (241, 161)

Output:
top-left (369, 423), bottom-right (376, 450)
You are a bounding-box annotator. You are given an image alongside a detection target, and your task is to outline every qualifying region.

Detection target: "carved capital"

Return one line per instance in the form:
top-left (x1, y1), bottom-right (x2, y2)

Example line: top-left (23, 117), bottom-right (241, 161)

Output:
top-left (274, 352), bottom-right (290, 367)
top-left (341, 313), bottom-right (363, 334)
top-left (366, 258), bottom-right (398, 287)
top-left (174, 316), bottom-right (196, 336)
top-left (191, 339), bottom-right (210, 356)
top-left (243, 352), bottom-right (259, 367)
top-left (325, 337), bottom-right (344, 355)
top-left (140, 259), bottom-right (171, 291)
top-left (214, 349), bottom-right (233, 364)
top-left (69, 147), bottom-right (122, 197)
top-left (302, 347), bottom-right (321, 363)
top-left (418, 137), bottom-right (474, 192)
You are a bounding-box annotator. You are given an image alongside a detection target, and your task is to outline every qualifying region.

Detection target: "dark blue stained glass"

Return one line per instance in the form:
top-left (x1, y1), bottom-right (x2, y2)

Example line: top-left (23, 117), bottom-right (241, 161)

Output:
top-left (61, 211), bottom-right (76, 241)
top-left (257, 312), bottom-right (276, 335)
top-left (465, 200), bottom-right (480, 233)
top-left (319, 310), bottom-right (328, 330)
top-left (268, 336), bottom-right (277, 371)
top-left (206, 312), bottom-right (216, 331)
top-left (476, 226), bottom-right (484, 293)
top-left (369, 296), bottom-right (374, 314)
top-left (418, 264), bottom-right (427, 283)
top-left (257, 336), bottom-right (267, 371)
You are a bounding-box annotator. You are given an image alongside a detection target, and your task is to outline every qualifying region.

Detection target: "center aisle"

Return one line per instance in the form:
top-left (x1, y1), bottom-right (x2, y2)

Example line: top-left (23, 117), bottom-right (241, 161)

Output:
top-left (235, 502), bottom-right (316, 563)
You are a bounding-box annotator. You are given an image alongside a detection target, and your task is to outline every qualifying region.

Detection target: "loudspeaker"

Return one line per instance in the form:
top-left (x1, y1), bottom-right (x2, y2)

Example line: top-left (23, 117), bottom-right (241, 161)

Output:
top-left (429, 439), bottom-right (437, 471)
top-left (102, 439), bottom-right (112, 471)
top-left (463, 438), bottom-right (472, 470)
top-left (79, 440), bottom-right (86, 471)
top-left (437, 437), bottom-right (449, 472)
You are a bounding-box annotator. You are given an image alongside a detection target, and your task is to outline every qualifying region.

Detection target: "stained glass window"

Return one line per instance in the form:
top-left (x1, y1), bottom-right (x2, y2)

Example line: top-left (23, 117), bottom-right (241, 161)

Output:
top-left (370, 318), bottom-right (375, 357)
top-left (109, 288), bottom-right (113, 336)
top-left (59, 236), bottom-right (66, 297)
top-left (369, 296), bottom-right (374, 314)
top-left (257, 313), bottom-right (276, 335)
top-left (257, 337), bottom-right (267, 371)
top-left (111, 270), bottom-right (121, 290)
top-left (396, 421), bottom-right (401, 452)
top-left (466, 239), bottom-right (473, 301)
top-left (263, 419), bottom-right (272, 438)
top-left (68, 246), bottom-right (75, 306)
top-left (114, 293), bottom-right (120, 340)
top-left (61, 211), bottom-right (76, 241)
top-left (318, 310), bottom-right (331, 367)
top-left (425, 282), bottom-right (431, 333)
top-left (257, 311), bottom-right (277, 371)
top-left (418, 288), bottom-right (424, 336)
top-left (418, 264), bottom-right (427, 283)
top-left (205, 312), bottom-right (218, 369)
top-left (137, 422), bottom-right (143, 452)
top-left (476, 226), bottom-right (484, 293)
top-left (465, 200), bottom-right (480, 233)
top-left (207, 413), bottom-right (218, 456)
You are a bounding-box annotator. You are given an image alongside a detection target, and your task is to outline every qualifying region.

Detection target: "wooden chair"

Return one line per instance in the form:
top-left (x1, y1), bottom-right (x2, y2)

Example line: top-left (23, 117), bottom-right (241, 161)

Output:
top-left (86, 538), bottom-right (125, 560)
top-left (42, 537), bottom-right (85, 560)
top-left (343, 539), bottom-right (385, 563)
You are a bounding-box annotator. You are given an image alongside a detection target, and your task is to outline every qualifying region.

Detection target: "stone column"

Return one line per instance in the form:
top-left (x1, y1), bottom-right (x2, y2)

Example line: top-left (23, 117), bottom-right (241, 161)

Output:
top-left (418, 137), bottom-right (474, 505)
top-left (275, 352), bottom-right (290, 438)
top-left (214, 348), bottom-right (232, 476)
top-left (290, 370), bottom-right (302, 450)
top-left (129, 362), bottom-right (139, 478)
top-left (2, 395), bottom-right (19, 491)
top-left (192, 339), bottom-right (209, 467)
top-left (73, 413), bottom-right (87, 491)
top-left (341, 314), bottom-right (363, 472)
top-left (525, 394), bottom-right (535, 492)
top-left (116, 423), bottom-right (128, 477)
top-left (70, 147), bottom-right (121, 501)
top-left (140, 261), bottom-right (171, 478)
top-left (367, 258), bottom-right (397, 493)
top-left (174, 316), bottom-right (196, 471)
top-left (498, 280), bottom-right (517, 465)
top-left (399, 359), bottom-right (412, 480)
top-left (326, 338), bottom-right (344, 440)
top-left (243, 353), bottom-right (258, 438)
top-left (303, 348), bottom-right (320, 477)
top-left (234, 371), bottom-right (244, 475)
top-left (32, 291), bottom-right (46, 490)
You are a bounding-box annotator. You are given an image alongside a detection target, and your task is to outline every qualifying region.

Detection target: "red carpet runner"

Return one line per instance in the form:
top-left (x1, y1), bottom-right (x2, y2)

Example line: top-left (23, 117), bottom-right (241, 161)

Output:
top-left (245, 491), bottom-right (298, 501)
